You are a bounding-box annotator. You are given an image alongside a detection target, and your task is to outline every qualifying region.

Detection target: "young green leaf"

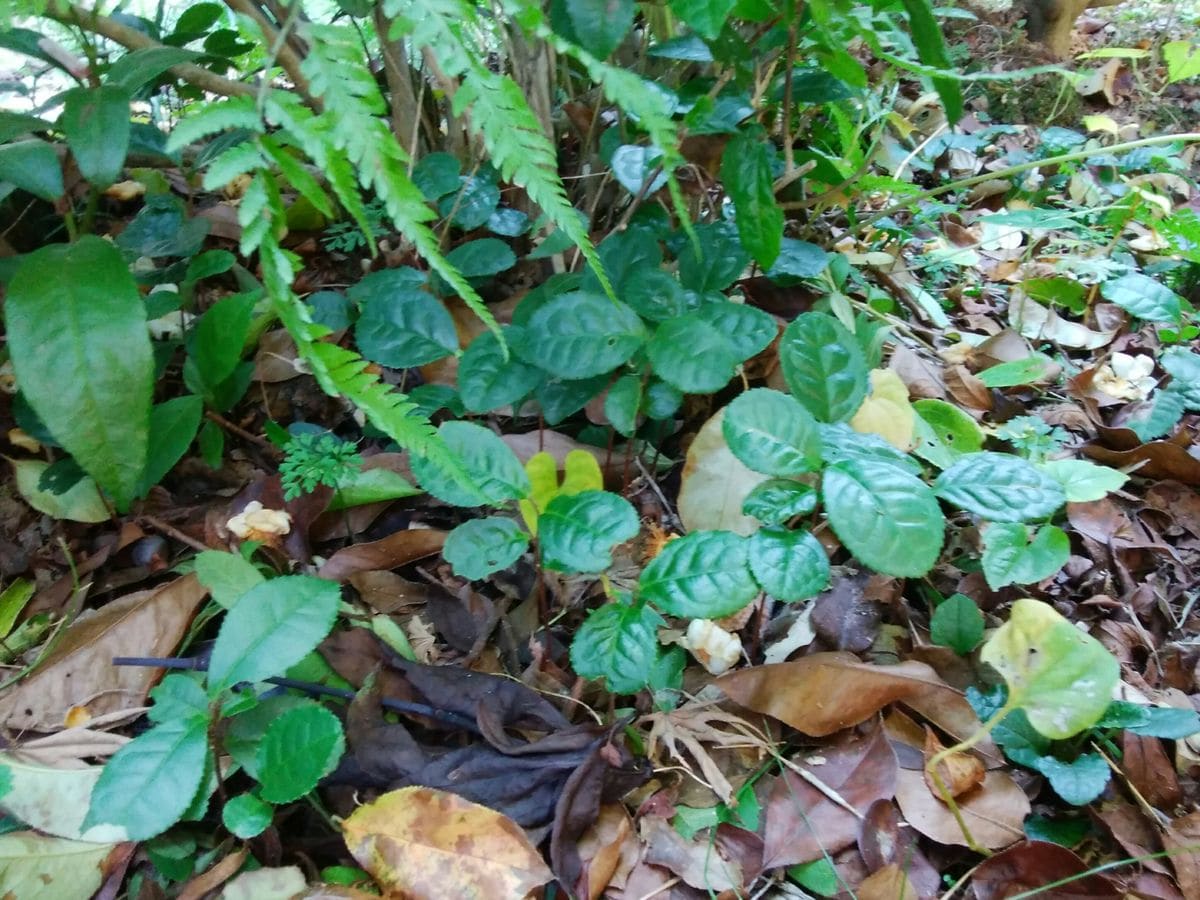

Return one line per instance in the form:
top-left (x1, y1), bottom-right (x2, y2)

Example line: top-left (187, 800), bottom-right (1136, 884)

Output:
top-left (934, 452), bottom-right (1066, 523)
top-left (443, 517), bottom-right (530, 580)
top-left (570, 599), bottom-right (663, 694)
top-left (83, 717), bottom-right (209, 840)
top-left (930, 593), bottom-right (984, 655)
top-left (722, 389), bottom-right (822, 476)
top-left (692, 302), bottom-right (777, 362)
top-left (911, 399), bottom-right (984, 469)
top-left (779, 313), bottom-right (869, 422)
top-left (6, 236), bottom-right (153, 511)
top-left (1039, 459), bottom-right (1127, 503)
top-left (981, 523), bottom-right (1070, 590)
top-left (720, 131), bottom-right (782, 268)
top-left (222, 793), bottom-right (273, 839)
top-left (980, 598), bottom-right (1120, 740)
top-left (741, 479), bottom-right (818, 525)
top-left (1030, 753), bottom-right (1110, 806)
top-left (638, 530), bottom-right (759, 618)
top-left (183, 292), bottom-right (257, 406)
top-left (138, 396), bottom-right (204, 496)
top-left (669, 0), bottom-right (737, 40)
top-left (410, 421), bottom-right (528, 507)
top-left (539, 490), bottom-right (639, 573)
top-left (747, 527), bottom-right (829, 601)
top-left (822, 460), bottom-right (944, 577)
top-left (207, 575), bottom-right (341, 694)
top-left (256, 702), bottom-right (345, 803)
top-left (0, 139), bottom-right (64, 200)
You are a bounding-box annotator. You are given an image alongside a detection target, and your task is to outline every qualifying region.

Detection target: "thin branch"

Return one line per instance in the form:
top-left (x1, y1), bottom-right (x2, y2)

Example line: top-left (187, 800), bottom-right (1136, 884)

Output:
top-left (224, 0), bottom-right (314, 104)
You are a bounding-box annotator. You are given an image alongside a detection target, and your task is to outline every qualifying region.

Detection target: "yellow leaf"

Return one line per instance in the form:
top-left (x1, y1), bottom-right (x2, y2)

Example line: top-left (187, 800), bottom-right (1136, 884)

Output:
top-left (521, 451), bottom-right (558, 534)
top-left (341, 786), bottom-right (553, 900)
top-left (850, 369), bottom-right (916, 451)
top-left (560, 449), bottom-right (603, 495)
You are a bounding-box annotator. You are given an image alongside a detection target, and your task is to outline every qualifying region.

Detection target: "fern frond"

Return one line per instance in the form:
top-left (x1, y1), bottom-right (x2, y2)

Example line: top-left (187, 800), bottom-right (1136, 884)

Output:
top-left (260, 135), bottom-right (334, 219)
top-left (201, 140), bottom-right (265, 192)
top-left (165, 97), bottom-right (262, 154)
top-left (298, 24), bottom-right (504, 346)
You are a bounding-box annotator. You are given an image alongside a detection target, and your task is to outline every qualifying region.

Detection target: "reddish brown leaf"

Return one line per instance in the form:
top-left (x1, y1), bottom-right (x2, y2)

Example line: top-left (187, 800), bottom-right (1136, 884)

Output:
top-left (318, 528), bottom-right (446, 581)
top-left (922, 727), bottom-right (985, 800)
top-left (761, 725), bottom-right (897, 868)
top-left (1122, 731), bottom-right (1182, 810)
top-left (858, 800), bottom-right (941, 899)
top-left (716, 652), bottom-right (999, 762)
top-left (1163, 809), bottom-right (1200, 898)
top-left (1084, 439), bottom-right (1200, 486)
top-left (1091, 800), bottom-right (1170, 876)
top-left (970, 840), bottom-right (1120, 899)
top-left (811, 575), bottom-right (880, 652)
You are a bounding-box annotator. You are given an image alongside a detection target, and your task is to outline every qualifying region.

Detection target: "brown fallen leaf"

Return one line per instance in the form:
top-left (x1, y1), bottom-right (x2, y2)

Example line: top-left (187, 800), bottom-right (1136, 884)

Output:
top-left (640, 817), bottom-right (753, 893)
top-left (857, 800), bottom-right (941, 899)
top-left (922, 726), bottom-right (985, 800)
top-left (317, 528), bottom-right (446, 581)
top-left (760, 725), bottom-right (898, 868)
top-left (1163, 809), bottom-right (1200, 898)
top-left (1122, 731), bottom-right (1182, 810)
top-left (676, 409), bottom-right (769, 535)
top-left (1084, 438), bottom-right (1200, 486)
top-left (0, 575), bottom-right (207, 732)
top-left (341, 786), bottom-right (553, 900)
top-left (178, 849), bottom-right (249, 900)
top-left (858, 863), bottom-right (918, 900)
top-left (970, 840), bottom-right (1120, 899)
top-left (894, 768), bottom-right (1027, 851)
top-left (574, 805), bottom-right (637, 900)
top-left (716, 651), bottom-right (1000, 764)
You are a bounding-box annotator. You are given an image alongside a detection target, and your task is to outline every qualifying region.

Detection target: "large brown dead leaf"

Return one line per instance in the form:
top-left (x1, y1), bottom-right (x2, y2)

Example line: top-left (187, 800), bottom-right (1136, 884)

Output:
top-left (1163, 809), bottom-right (1200, 898)
top-left (641, 817), bottom-right (758, 893)
top-left (1084, 437), bottom-right (1200, 486)
top-left (970, 840), bottom-right (1120, 899)
top-left (858, 800), bottom-right (941, 899)
top-left (0, 575), bottom-right (207, 732)
top-left (341, 786), bottom-right (553, 900)
top-left (893, 768), bottom-right (1027, 851)
top-left (761, 725), bottom-right (897, 868)
top-left (317, 529), bottom-right (446, 581)
top-left (716, 652), bottom-right (999, 763)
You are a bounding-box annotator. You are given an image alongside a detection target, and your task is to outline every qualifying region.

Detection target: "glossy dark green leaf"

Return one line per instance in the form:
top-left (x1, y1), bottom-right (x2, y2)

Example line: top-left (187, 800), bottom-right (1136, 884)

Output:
top-left (410, 421), bottom-right (528, 507)
top-left (355, 289), bottom-right (458, 368)
top-left (1031, 753), bottom-right (1110, 806)
top-left (822, 460), bottom-right (944, 577)
top-left (117, 194), bottom-right (208, 257)
top-left (184, 292), bottom-right (256, 402)
top-left (540, 490), bottom-right (639, 573)
top-left (898, 0), bottom-right (963, 122)
top-left (6, 236), bottom-right (152, 511)
top-left (819, 422), bottom-right (923, 474)
top-left (60, 85), bottom-right (131, 188)
top-left (256, 702), bottom-right (345, 803)
top-left (767, 238), bottom-right (829, 280)
top-left (779, 313), bottom-right (868, 422)
top-left (207, 575), bottom-right (341, 693)
top-left (677, 222), bottom-right (749, 293)
top-left (722, 389), bottom-right (821, 476)
top-left (605, 374), bottom-right (643, 437)
top-left (443, 517), bottom-right (529, 580)
top-left (516, 292), bottom-right (646, 378)
top-left (930, 593), bottom-right (984, 654)
top-left (439, 174), bottom-right (500, 229)
top-left (693, 302), bottom-right (776, 361)
top-left (535, 374), bottom-right (610, 425)
top-left (458, 330), bottom-right (543, 412)
top-left (935, 452), bottom-right (1066, 522)
top-left (610, 144), bottom-right (667, 195)
top-left (981, 522), bottom-right (1070, 589)
top-left (644, 379), bottom-right (683, 420)
top-left (741, 478), bottom-right (817, 525)
top-left (570, 599), bottom-right (663, 694)
top-left (720, 131), bottom-right (782, 268)
top-left (444, 238), bottom-right (516, 279)
top-left (139, 395), bottom-right (203, 495)
top-left (411, 152), bottom-right (461, 200)
top-left (747, 527), bottom-right (829, 601)
top-left (0, 138), bottom-right (63, 200)
top-left (638, 530), bottom-right (759, 618)
top-left (647, 315), bottom-right (738, 393)
top-left (107, 46), bottom-right (200, 91)
top-left (669, 0), bottom-right (737, 39)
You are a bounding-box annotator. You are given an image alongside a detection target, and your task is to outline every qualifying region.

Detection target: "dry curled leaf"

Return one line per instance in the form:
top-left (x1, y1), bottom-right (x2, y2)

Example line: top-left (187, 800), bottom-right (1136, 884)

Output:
top-left (922, 726), bottom-right (985, 800)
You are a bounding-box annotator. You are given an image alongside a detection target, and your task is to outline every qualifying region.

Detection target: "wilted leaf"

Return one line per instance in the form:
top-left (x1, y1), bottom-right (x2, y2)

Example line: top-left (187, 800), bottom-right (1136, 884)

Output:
top-left (677, 409), bottom-right (769, 535)
top-left (0, 752), bottom-right (128, 842)
top-left (0, 575), bottom-right (207, 732)
top-left (341, 786), bottom-right (554, 900)
top-left (318, 529), bottom-right (447, 581)
top-left (0, 832), bottom-right (116, 899)
top-left (850, 369), bottom-right (916, 451)
top-left (922, 727), bottom-right (984, 799)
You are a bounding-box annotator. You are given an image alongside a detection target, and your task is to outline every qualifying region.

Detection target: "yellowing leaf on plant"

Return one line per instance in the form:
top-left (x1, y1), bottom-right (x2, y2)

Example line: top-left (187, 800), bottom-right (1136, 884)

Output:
top-left (341, 786), bottom-right (553, 900)
top-left (519, 449), bottom-right (603, 535)
top-left (980, 598), bottom-right (1120, 740)
top-left (850, 369), bottom-right (916, 451)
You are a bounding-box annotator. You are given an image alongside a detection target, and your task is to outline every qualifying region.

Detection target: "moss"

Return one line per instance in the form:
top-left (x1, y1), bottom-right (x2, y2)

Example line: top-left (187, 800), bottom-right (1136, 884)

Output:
top-left (979, 74), bottom-right (1083, 126)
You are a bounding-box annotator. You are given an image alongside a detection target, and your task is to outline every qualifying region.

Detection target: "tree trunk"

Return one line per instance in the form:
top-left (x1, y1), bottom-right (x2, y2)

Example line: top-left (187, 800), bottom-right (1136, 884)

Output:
top-left (1026, 0), bottom-right (1124, 58)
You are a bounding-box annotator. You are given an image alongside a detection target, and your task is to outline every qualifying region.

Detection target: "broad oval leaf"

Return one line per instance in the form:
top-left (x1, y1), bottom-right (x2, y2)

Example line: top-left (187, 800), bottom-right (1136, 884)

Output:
top-left (1100, 272), bottom-right (1181, 323)
top-left (693, 301), bottom-right (777, 362)
top-left (911, 398), bottom-right (983, 469)
top-left (59, 85), bottom-right (131, 188)
top-left (207, 575), bottom-right (341, 693)
top-left (981, 522), bottom-right (1070, 590)
top-left (6, 236), bottom-right (153, 511)
top-left (722, 388), bottom-right (821, 476)
top-left (458, 331), bottom-right (543, 413)
top-left (139, 395), bottom-right (204, 496)
top-left (979, 598), bottom-right (1120, 740)
top-left (1039, 459), bottom-right (1127, 503)
top-left (355, 288), bottom-right (459, 368)
top-left (569, 599), bottom-right (663, 694)
top-left (934, 452), bottom-right (1066, 523)
top-left (819, 422), bottom-right (923, 475)
top-left (930, 593), bottom-right (983, 655)
top-left (638, 530), bottom-right (759, 618)
top-left (0, 138), bottom-right (63, 200)
top-left (741, 478), bottom-right (818, 525)
top-left (515, 292), bottom-right (645, 378)
top-left (222, 793), bottom-right (273, 839)
top-left (823, 460), bottom-right (944, 577)
top-left (647, 314), bottom-right (739, 393)
top-left (443, 517), bottom-right (529, 580)
top-left (256, 702), bottom-right (345, 803)
top-left (539, 490), bottom-right (639, 573)
top-left (10, 458), bottom-right (109, 523)
top-left (411, 421), bottom-right (528, 507)
top-left (721, 131), bottom-right (782, 268)
top-left (748, 527), bottom-right (830, 601)
top-left (82, 717), bottom-right (209, 840)
top-left (779, 312), bottom-right (869, 422)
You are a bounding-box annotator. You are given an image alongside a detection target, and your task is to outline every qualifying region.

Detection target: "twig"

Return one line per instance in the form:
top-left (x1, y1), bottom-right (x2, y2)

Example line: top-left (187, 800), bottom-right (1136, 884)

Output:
top-left (137, 515), bottom-right (210, 553)
top-left (204, 410), bottom-right (281, 457)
